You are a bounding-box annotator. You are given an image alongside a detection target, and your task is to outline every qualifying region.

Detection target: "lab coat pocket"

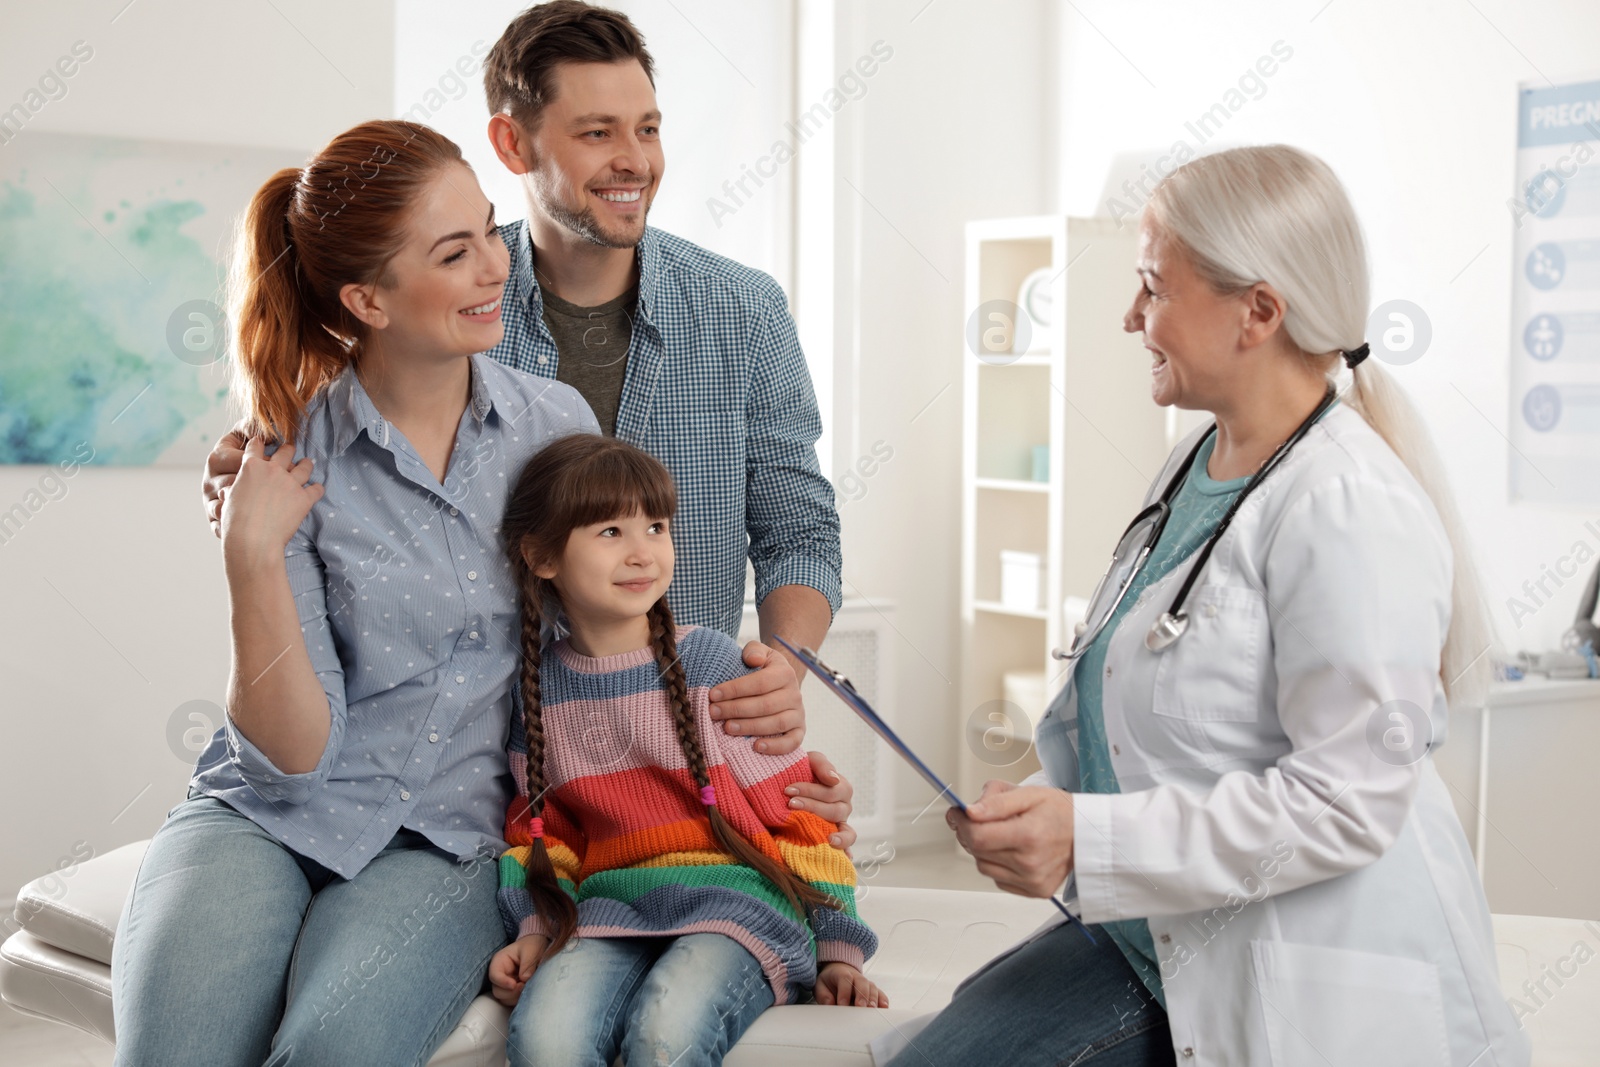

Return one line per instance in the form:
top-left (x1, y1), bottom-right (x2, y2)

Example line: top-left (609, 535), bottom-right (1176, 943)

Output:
top-left (1249, 939), bottom-right (1451, 1067)
top-left (1033, 708), bottom-right (1080, 791)
top-left (1151, 584), bottom-right (1270, 722)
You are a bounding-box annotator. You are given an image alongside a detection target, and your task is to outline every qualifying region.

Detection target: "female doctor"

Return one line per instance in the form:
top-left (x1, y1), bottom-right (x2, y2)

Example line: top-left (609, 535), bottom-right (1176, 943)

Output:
top-left (892, 146), bottom-right (1529, 1067)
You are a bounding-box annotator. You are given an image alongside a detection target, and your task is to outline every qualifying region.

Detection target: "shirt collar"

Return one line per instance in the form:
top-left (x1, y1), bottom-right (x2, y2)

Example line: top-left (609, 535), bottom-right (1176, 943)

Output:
top-left (511, 218), bottom-right (660, 323)
top-left (327, 352), bottom-right (499, 459)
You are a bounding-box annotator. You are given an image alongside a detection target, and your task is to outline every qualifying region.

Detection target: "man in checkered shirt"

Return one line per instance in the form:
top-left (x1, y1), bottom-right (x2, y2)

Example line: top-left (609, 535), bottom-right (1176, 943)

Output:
top-left (203, 0), bottom-right (856, 840)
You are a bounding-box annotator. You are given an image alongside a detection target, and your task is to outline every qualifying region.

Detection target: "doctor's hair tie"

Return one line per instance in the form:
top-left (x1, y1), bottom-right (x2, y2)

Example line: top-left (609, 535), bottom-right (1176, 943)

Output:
top-left (1341, 342), bottom-right (1371, 369)
top-left (529, 817), bottom-right (545, 840)
top-left (699, 785), bottom-right (717, 807)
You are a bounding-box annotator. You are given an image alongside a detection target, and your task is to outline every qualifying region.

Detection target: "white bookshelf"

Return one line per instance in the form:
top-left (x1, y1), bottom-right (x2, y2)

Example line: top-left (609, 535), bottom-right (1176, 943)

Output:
top-left (957, 216), bottom-right (1174, 800)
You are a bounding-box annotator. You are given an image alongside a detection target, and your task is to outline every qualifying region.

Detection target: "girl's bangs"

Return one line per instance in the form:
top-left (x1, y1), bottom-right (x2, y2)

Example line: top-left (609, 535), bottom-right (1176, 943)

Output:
top-left (560, 449), bottom-right (677, 529)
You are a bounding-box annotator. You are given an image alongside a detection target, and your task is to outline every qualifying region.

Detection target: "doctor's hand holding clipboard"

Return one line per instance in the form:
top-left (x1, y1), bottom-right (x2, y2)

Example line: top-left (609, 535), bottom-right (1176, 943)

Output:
top-left (774, 636), bottom-right (1094, 944)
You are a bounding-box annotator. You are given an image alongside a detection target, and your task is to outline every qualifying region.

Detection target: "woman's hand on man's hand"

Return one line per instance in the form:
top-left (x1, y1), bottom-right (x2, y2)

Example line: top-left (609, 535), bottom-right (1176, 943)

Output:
top-left (948, 781), bottom-right (1075, 899)
top-left (487, 934), bottom-right (550, 1007)
top-left (220, 436), bottom-right (323, 566)
top-left (204, 421), bottom-right (251, 537)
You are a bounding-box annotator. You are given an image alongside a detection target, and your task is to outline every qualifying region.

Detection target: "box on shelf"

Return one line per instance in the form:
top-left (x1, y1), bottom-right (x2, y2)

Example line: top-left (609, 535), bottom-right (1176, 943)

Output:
top-left (999, 550), bottom-right (1044, 612)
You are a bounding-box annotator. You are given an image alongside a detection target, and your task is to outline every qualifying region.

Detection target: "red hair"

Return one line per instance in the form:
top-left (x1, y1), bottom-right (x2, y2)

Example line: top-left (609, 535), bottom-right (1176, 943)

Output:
top-left (226, 119), bottom-right (466, 445)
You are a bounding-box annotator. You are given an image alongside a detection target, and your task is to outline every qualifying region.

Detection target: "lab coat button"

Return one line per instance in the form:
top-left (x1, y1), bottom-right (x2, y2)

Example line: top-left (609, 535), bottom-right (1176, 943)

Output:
top-left (1203, 603), bottom-right (1218, 618)
top-left (1159, 933), bottom-right (1171, 944)
top-left (1105, 667), bottom-right (1113, 678)
top-left (1112, 744), bottom-right (1121, 755)
top-left (1182, 1049), bottom-right (1194, 1058)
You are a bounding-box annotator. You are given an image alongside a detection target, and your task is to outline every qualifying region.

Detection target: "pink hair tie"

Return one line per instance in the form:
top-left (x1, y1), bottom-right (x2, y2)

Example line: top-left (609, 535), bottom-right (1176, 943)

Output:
top-left (699, 785), bottom-right (717, 807)
top-left (529, 817), bottom-right (545, 840)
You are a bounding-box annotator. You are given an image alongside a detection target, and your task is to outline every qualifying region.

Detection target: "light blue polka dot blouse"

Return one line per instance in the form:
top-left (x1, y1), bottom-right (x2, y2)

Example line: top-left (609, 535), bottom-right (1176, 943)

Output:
top-left (191, 353), bottom-right (600, 878)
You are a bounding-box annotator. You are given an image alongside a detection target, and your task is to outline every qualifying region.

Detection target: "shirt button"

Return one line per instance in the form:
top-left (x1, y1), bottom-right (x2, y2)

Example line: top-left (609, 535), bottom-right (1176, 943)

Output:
top-left (469, 630), bottom-right (479, 640)
top-left (450, 507), bottom-right (459, 516)
top-left (400, 789), bottom-right (411, 801)
top-left (1204, 603), bottom-right (1218, 618)
top-left (467, 570), bottom-right (478, 580)
top-left (456, 674), bottom-right (466, 684)
top-left (1182, 1049), bottom-right (1195, 1058)
top-left (538, 355), bottom-right (549, 364)
top-left (429, 732), bottom-right (440, 743)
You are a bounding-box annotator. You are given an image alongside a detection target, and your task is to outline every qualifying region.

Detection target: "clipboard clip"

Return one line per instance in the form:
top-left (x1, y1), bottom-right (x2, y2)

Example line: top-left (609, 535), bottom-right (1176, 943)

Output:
top-left (794, 646), bottom-right (859, 696)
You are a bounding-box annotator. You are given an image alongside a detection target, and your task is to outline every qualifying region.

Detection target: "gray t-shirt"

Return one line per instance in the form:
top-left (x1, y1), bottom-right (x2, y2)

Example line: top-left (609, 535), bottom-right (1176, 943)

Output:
top-left (541, 285), bottom-right (636, 436)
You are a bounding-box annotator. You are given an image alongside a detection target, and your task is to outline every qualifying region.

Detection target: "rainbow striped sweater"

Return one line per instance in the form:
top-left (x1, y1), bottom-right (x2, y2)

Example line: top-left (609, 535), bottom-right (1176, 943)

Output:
top-left (497, 624), bottom-right (877, 1003)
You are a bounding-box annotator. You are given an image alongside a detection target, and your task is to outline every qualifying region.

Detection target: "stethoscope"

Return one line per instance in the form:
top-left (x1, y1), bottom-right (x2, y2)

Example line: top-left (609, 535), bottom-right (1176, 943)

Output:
top-left (1051, 384), bottom-right (1339, 663)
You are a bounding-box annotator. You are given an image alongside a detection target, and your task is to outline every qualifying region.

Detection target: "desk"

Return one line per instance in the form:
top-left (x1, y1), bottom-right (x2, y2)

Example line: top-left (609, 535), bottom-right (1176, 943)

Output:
top-left (1435, 678), bottom-right (1600, 921)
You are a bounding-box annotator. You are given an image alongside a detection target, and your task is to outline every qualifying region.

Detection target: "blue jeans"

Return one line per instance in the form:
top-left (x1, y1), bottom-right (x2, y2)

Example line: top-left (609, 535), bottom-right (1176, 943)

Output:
top-left (506, 932), bottom-right (775, 1067)
top-left (885, 921), bottom-right (1173, 1067)
top-left (110, 787), bottom-right (505, 1067)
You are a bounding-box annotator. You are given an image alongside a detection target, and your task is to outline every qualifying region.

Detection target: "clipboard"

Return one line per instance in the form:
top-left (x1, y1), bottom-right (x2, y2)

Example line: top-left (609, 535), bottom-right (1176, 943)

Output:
top-left (772, 634), bottom-right (968, 813)
top-left (774, 635), bottom-right (1096, 944)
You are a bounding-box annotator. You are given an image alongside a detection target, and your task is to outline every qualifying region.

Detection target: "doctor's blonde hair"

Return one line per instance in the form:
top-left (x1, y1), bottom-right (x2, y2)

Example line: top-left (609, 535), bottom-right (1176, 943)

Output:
top-left (1145, 144), bottom-right (1493, 709)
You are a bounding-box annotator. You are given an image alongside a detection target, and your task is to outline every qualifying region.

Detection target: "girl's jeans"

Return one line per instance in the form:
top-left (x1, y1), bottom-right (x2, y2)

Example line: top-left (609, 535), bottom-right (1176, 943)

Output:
top-left (505, 931), bottom-right (776, 1067)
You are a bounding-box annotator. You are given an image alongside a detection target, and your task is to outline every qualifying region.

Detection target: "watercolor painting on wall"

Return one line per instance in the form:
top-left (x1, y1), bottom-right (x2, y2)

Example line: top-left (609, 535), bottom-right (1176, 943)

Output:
top-left (0, 131), bottom-right (306, 466)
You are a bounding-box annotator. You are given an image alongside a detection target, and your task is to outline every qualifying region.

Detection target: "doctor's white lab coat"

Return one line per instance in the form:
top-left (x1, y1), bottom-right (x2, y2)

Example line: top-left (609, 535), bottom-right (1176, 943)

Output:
top-left (1033, 403), bottom-right (1529, 1066)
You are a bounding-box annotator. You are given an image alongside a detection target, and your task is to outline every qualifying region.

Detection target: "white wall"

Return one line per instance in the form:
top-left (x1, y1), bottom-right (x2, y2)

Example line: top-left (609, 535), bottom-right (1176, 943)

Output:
top-left (0, 0), bottom-right (394, 901)
top-left (827, 0), bottom-right (1058, 844)
top-left (1052, 0), bottom-right (1600, 658)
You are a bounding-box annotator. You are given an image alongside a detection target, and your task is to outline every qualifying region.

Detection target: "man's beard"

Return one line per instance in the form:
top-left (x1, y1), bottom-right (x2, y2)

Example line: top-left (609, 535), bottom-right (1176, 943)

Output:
top-left (540, 187), bottom-right (648, 250)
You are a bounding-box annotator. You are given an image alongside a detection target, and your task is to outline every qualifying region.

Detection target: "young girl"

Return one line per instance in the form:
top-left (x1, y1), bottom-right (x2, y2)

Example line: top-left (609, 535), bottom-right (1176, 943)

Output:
top-left (488, 434), bottom-right (886, 1066)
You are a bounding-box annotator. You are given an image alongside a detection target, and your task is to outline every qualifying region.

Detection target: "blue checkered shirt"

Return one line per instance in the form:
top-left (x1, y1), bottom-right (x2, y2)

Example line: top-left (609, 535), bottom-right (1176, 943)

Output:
top-left (482, 220), bottom-right (842, 638)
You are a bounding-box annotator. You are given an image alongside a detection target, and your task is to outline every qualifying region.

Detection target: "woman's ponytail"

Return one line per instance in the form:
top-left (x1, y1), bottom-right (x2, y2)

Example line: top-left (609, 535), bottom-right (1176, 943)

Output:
top-left (228, 168), bottom-right (337, 444)
top-left (1344, 359), bottom-right (1495, 707)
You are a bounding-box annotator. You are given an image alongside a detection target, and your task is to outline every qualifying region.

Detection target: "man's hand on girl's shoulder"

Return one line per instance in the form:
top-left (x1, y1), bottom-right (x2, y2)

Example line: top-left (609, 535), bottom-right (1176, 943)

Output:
top-left (709, 641), bottom-right (805, 753)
